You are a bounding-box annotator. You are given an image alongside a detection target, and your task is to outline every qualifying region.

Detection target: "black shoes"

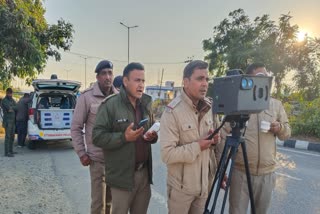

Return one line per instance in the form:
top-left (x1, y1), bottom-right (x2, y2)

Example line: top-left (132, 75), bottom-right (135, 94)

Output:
top-left (5, 153), bottom-right (14, 157)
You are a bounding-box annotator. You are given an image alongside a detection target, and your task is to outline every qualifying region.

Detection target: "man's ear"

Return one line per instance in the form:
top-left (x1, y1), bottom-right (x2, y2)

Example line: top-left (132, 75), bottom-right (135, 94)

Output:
top-left (183, 77), bottom-right (189, 89)
top-left (123, 76), bottom-right (128, 87)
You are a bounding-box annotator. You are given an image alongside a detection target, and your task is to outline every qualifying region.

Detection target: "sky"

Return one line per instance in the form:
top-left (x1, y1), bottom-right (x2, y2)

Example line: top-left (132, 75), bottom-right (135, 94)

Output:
top-left (15, 0), bottom-right (320, 90)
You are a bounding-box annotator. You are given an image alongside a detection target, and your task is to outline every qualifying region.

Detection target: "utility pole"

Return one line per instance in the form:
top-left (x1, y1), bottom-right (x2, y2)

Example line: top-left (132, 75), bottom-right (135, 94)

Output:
top-left (120, 22), bottom-right (139, 64)
top-left (65, 69), bottom-right (71, 80)
top-left (79, 56), bottom-right (88, 88)
top-left (158, 68), bottom-right (164, 99)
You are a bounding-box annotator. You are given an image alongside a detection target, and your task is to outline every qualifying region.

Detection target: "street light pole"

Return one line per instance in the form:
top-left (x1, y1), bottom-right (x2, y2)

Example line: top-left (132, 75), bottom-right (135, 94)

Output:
top-left (65, 69), bottom-right (71, 80)
top-left (79, 56), bottom-right (88, 88)
top-left (120, 22), bottom-right (138, 64)
top-left (85, 57), bottom-right (87, 88)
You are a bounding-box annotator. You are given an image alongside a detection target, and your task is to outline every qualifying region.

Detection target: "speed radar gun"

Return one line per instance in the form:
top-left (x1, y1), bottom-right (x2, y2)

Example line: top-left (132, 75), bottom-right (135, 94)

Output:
top-left (204, 69), bottom-right (273, 214)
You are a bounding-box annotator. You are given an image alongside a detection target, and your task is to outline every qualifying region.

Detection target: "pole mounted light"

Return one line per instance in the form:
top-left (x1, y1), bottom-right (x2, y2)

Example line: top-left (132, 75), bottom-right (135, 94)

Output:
top-left (120, 22), bottom-right (138, 64)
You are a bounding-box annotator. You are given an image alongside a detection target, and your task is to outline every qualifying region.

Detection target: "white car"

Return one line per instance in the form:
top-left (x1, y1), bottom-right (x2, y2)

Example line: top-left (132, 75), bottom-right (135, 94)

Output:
top-left (27, 78), bottom-right (81, 149)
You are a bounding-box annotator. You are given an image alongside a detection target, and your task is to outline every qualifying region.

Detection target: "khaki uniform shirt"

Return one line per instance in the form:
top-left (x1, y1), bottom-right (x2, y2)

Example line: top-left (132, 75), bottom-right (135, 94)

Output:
top-left (160, 89), bottom-right (219, 197)
top-left (218, 98), bottom-right (291, 175)
top-left (71, 82), bottom-right (117, 163)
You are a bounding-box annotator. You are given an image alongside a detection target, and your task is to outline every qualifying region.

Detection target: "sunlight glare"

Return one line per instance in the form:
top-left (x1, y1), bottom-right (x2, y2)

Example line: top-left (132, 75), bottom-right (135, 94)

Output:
top-left (297, 31), bottom-right (307, 41)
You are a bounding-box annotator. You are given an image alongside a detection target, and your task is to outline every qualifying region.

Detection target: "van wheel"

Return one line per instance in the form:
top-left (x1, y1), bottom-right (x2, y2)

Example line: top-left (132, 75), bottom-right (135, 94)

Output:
top-left (28, 140), bottom-right (37, 150)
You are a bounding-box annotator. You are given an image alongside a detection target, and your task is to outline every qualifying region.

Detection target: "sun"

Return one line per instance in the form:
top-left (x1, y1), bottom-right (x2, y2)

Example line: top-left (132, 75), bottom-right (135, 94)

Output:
top-left (297, 31), bottom-right (307, 42)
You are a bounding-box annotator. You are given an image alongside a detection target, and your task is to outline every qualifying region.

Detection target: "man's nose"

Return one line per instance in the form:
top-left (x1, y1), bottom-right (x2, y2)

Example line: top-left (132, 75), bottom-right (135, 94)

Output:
top-left (139, 81), bottom-right (144, 87)
top-left (203, 80), bottom-right (209, 86)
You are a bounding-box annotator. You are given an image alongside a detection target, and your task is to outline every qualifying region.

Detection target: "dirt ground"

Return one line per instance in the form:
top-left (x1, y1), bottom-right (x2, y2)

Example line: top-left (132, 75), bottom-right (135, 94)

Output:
top-left (0, 136), bottom-right (73, 214)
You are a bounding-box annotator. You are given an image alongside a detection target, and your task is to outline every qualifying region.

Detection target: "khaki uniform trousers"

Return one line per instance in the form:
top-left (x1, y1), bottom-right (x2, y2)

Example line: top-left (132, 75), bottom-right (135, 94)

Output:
top-left (89, 161), bottom-right (112, 214)
top-left (167, 185), bottom-right (207, 214)
top-left (229, 168), bottom-right (276, 214)
top-left (110, 167), bottom-right (151, 214)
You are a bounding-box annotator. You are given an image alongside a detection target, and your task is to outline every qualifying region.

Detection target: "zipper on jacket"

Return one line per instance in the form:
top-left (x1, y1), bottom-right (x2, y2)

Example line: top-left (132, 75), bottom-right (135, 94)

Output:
top-left (200, 157), bottom-right (203, 196)
top-left (181, 164), bottom-right (184, 189)
top-left (197, 111), bottom-right (201, 136)
top-left (256, 114), bottom-right (261, 175)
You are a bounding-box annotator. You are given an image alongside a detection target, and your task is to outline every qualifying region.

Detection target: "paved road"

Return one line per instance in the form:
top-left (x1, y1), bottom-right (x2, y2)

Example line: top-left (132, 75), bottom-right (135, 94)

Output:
top-left (270, 148), bottom-right (320, 214)
top-left (14, 141), bottom-right (320, 214)
top-left (149, 144), bottom-right (320, 214)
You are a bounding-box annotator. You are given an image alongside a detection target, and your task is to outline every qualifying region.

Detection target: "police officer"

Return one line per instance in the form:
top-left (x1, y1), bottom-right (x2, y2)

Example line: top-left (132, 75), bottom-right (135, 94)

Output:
top-left (226, 63), bottom-right (291, 214)
top-left (113, 75), bottom-right (123, 91)
top-left (71, 60), bottom-right (117, 214)
top-left (93, 62), bottom-right (158, 214)
top-left (2, 88), bottom-right (17, 157)
top-left (16, 93), bottom-right (31, 147)
top-left (160, 60), bottom-right (221, 214)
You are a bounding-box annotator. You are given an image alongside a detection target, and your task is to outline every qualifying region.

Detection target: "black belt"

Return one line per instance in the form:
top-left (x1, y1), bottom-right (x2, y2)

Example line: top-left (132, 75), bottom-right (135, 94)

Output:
top-left (135, 162), bottom-right (146, 171)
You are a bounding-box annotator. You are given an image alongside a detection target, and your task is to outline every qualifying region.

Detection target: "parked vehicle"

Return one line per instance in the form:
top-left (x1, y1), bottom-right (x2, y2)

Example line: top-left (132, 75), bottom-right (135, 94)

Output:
top-left (27, 78), bottom-right (81, 149)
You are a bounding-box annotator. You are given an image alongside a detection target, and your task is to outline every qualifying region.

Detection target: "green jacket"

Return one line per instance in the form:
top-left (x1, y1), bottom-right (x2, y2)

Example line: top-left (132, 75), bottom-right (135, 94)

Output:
top-left (92, 86), bottom-right (156, 190)
top-left (1, 96), bottom-right (17, 127)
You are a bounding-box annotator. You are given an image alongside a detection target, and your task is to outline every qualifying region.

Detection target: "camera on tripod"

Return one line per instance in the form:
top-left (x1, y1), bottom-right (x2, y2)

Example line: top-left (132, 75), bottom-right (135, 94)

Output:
top-left (204, 69), bottom-right (273, 214)
top-left (209, 69), bottom-right (273, 116)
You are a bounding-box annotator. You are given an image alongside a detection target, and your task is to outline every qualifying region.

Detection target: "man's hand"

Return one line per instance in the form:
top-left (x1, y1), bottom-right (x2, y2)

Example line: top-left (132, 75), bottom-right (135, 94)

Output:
top-left (143, 130), bottom-right (158, 142)
top-left (125, 123), bottom-right (144, 142)
top-left (213, 131), bottom-right (221, 144)
top-left (208, 128), bottom-right (221, 145)
top-left (198, 130), bottom-right (220, 151)
top-left (198, 139), bottom-right (214, 151)
top-left (221, 174), bottom-right (228, 190)
top-left (80, 154), bottom-right (91, 166)
top-left (270, 121), bottom-right (282, 134)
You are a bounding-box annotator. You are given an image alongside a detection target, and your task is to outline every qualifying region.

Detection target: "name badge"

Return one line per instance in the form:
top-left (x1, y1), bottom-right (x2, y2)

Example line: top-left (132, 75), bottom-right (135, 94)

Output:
top-left (115, 118), bottom-right (129, 123)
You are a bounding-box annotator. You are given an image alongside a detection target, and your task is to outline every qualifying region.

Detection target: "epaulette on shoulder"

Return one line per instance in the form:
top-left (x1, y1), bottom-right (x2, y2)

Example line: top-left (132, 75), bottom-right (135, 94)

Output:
top-left (81, 87), bottom-right (93, 94)
top-left (101, 93), bottom-right (117, 104)
top-left (165, 97), bottom-right (181, 112)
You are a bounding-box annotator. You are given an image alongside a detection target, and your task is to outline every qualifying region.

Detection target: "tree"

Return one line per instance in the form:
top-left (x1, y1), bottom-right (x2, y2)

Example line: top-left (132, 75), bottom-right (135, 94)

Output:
top-left (293, 37), bottom-right (320, 100)
top-left (203, 9), bottom-right (320, 98)
top-left (203, 9), bottom-right (277, 76)
top-left (0, 0), bottom-right (74, 88)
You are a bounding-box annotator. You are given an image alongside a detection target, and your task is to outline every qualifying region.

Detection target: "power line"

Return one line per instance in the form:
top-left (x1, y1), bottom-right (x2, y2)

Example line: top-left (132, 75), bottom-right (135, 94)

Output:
top-left (66, 51), bottom-right (127, 63)
top-left (64, 51), bottom-right (189, 65)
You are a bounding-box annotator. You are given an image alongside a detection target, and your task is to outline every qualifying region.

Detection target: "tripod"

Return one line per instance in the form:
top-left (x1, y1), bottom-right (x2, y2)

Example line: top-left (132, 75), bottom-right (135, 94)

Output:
top-left (204, 115), bottom-right (256, 214)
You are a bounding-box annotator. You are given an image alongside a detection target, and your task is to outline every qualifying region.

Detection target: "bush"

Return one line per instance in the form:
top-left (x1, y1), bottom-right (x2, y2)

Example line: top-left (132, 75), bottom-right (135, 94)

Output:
top-left (286, 98), bottom-right (320, 138)
top-left (0, 126), bottom-right (4, 134)
top-left (152, 99), bottom-right (171, 120)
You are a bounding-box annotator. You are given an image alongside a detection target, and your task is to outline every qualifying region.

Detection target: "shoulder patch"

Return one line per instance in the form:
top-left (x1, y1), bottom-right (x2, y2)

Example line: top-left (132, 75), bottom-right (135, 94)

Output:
top-left (81, 87), bottom-right (93, 94)
top-left (101, 93), bottom-right (117, 104)
top-left (166, 97), bottom-right (181, 112)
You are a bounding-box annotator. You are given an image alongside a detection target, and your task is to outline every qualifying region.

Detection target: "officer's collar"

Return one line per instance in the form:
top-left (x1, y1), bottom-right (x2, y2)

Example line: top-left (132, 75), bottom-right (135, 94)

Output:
top-left (181, 89), bottom-right (211, 113)
top-left (93, 82), bottom-right (118, 97)
top-left (119, 86), bottom-right (151, 107)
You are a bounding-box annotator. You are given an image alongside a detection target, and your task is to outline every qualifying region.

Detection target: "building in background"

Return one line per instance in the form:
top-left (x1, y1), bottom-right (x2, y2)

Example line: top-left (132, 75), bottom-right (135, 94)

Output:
top-left (173, 86), bottom-right (182, 98)
top-left (145, 81), bottom-right (175, 101)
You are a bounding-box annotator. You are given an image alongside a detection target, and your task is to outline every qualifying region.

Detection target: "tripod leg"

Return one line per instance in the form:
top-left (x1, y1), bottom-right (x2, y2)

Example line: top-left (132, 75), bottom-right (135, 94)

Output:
top-left (205, 139), bottom-right (228, 210)
top-left (241, 140), bottom-right (256, 214)
top-left (208, 144), bottom-right (231, 214)
top-left (205, 143), bottom-right (228, 213)
top-left (220, 145), bottom-right (239, 214)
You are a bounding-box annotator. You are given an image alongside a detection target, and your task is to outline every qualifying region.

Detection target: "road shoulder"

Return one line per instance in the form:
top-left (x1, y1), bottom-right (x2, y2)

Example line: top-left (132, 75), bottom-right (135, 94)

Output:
top-left (277, 138), bottom-right (320, 153)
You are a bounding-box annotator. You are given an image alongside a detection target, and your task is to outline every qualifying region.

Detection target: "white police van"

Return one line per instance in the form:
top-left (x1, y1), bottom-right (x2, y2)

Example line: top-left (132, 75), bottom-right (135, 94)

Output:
top-left (27, 77), bottom-right (81, 149)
